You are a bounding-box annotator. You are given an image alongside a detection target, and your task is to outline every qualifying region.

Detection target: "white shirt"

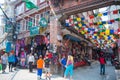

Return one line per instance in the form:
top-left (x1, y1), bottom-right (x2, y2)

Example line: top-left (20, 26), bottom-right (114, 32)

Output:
top-left (28, 55), bottom-right (34, 63)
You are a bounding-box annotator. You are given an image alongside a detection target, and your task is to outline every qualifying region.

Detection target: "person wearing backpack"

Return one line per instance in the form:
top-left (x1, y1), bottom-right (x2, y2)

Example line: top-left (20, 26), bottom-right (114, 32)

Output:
top-left (60, 55), bottom-right (67, 77)
top-left (99, 52), bottom-right (106, 75)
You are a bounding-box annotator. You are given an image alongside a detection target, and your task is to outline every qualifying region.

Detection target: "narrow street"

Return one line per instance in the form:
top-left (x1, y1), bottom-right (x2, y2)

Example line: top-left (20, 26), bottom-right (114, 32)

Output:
top-left (0, 61), bottom-right (116, 80)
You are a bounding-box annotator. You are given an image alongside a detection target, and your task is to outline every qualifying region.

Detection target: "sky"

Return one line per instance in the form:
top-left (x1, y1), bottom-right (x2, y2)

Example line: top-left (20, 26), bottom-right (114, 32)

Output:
top-left (0, 0), bottom-right (4, 25)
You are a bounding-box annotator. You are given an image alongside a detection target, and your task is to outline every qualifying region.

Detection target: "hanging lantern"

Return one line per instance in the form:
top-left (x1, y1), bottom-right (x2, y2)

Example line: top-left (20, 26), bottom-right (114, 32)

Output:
top-left (97, 22), bottom-right (102, 25)
top-left (69, 18), bottom-right (73, 23)
top-left (114, 30), bottom-right (118, 35)
top-left (94, 33), bottom-right (97, 36)
top-left (65, 23), bottom-right (69, 27)
top-left (78, 23), bottom-right (82, 27)
top-left (95, 28), bottom-right (98, 32)
top-left (89, 15), bottom-right (94, 19)
top-left (104, 36), bottom-right (107, 40)
top-left (81, 31), bottom-right (85, 34)
top-left (99, 25), bottom-right (103, 28)
top-left (118, 28), bottom-right (120, 32)
top-left (98, 13), bottom-right (102, 17)
top-left (82, 27), bottom-right (84, 30)
top-left (115, 18), bottom-right (120, 21)
top-left (89, 23), bottom-right (93, 26)
top-left (105, 29), bottom-right (110, 35)
top-left (85, 28), bottom-right (88, 31)
top-left (102, 21), bottom-right (106, 24)
top-left (108, 36), bottom-right (111, 40)
top-left (110, 29), bottom-right (114, 34)
top-left (110, 19), bottom-right (115, 23)
top-left (74, 26), bottom-right (79, 30)
top-left (113, 10), bottom-right (118, 14)
top-left (100, 32), bottom-right (104, 36)
top-left (76, 18), bottom-right (81, 22)
top-left (103, 12), bottom-right (108, 16)
top-left (73, 18), bottom-right (77, 24)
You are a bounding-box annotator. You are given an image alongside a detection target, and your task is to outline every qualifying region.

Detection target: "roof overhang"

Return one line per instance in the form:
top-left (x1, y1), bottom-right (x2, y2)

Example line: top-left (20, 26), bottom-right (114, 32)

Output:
top-left (59, 0), bottom-right (120, 22)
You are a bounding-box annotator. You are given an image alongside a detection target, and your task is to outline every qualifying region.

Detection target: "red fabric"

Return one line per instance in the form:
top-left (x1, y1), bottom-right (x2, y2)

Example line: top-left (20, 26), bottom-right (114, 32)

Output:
top-left (99, 57), bottom-right (105, 64)
top-left (89, 15), bottom-right (94, 19)
top-left (45, 53), bottom-right (52, 59)
top-left (110, 19), bottom-right (115, 23)
top-left (113, 10), bottom-right (118, 14)
top-left (89, 23), bottom-right (93, 26)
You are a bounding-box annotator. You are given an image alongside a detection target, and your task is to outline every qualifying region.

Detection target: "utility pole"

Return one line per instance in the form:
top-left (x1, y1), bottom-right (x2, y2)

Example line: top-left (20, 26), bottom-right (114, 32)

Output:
top-left (0, 5), bottom-right (17, 53)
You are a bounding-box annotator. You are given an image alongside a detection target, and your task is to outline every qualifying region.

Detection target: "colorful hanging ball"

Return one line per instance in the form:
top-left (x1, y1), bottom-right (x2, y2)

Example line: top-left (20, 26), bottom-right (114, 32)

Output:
top-left (105, 29), bottom-right (110, 35)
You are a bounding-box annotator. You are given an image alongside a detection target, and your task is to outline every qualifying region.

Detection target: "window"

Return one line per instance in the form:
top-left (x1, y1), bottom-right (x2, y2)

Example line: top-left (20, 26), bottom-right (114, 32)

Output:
top-left (15, 3), bottom-right (25, 16)
top-left (16, 22), bottom-right (20, 33)
top-left (45, 11), bottom-right (50, 23)
top-left (35, 14), bottom-right (40, 26)
top-left (26, 19), bottom-right (29, 30)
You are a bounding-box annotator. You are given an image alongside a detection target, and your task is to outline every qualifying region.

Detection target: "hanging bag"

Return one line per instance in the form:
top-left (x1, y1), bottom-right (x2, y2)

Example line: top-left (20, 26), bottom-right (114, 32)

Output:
top-left (0, 64), bottom-right (2, 71)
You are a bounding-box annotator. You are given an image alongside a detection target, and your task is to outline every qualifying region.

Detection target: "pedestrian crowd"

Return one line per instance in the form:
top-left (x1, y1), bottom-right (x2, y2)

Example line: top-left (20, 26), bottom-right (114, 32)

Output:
top-left (0, 47), bottom-right (116, 80)
top-left (0, 51), bottom-right (18, 73)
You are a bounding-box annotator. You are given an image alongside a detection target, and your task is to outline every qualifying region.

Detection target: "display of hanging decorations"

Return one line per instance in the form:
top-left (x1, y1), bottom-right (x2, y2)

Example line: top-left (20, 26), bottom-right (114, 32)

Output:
top-left (65, 9), bottom-right (120, 48)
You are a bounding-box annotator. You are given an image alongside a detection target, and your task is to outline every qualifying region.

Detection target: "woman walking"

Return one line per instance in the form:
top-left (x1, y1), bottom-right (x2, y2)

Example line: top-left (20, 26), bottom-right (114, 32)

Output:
top-left (64, 55), bottom-right (74, 80)
top-left (8, 52), bottom-right (15, 72)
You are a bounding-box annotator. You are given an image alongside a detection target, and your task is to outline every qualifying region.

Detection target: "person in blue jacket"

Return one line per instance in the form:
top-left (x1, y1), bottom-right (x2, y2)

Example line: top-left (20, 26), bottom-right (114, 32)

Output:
top-left (60, 55), bottom-right (67, 77)
top-left (8, 52), bottom-right (15, 72)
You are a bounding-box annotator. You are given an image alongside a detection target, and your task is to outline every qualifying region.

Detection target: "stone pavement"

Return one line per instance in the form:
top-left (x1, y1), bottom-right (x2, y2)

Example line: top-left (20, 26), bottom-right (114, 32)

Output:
top-left (0, 61), bottom-right (116, 80)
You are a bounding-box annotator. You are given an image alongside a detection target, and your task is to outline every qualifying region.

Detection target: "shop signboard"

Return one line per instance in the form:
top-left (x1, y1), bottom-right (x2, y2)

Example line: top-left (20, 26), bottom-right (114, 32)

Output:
top-left (30, 26), bottom-right (39, 36)
top-left (39, 17), bottom-right (48, 27)
top-left (5, 42), bottom-right (11, 53)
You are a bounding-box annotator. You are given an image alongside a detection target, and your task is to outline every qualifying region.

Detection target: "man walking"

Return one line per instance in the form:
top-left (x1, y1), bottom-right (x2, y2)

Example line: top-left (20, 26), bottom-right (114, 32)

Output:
top-left (44, 55), bottom-right (51, 80)
top-left (1, 53), bottom-right (8, 73)
top-left (60, 55), bottom-right (67, 77)
top-left (37, 55), bottom-right (44, 80)
top-left (99, 52), bottom-right (106, 75)
top-left (28, 53), bottom-right (35, 72)
top-left (8, 52), bottom-right (15, 72)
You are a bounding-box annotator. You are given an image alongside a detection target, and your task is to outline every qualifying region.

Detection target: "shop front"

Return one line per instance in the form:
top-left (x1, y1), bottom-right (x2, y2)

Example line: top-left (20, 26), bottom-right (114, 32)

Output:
top-left (16, 27), bottom-right (50, 67)
top-left (49, 0), bottom-right (120, 74)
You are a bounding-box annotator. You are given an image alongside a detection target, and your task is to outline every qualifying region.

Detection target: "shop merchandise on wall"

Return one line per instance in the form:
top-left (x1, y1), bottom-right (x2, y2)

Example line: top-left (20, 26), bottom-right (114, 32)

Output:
top-left (61, 38), bottom-right (87, 67)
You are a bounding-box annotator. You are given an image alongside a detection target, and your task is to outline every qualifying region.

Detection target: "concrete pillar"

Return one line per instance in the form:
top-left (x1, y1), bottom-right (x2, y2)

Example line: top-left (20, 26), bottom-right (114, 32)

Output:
top-left (50, 14), bottom-right (62, 74)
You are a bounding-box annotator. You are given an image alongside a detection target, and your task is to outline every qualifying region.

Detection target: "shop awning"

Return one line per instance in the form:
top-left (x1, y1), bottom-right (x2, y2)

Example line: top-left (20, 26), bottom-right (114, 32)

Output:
top-left (64, 34), bottom-right (80, 42)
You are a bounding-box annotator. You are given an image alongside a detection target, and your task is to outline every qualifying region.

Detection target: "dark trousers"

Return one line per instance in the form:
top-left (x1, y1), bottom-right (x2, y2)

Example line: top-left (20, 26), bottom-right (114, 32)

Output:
top-left (9, 62), bottom-right (13, 71)
top-left (29, 62), bottom-right (33, 72)
top-left (100, 64), bottom-right (105, 74)
top-left (2, 64), bottom-right (7, 72)
top-left (62, 67), bottom-right (66, 77)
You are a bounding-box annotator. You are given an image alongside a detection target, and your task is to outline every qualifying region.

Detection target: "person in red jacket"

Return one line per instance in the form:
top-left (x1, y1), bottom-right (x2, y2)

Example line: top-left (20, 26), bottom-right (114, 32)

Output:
top-left (99, 52), bottom-right (106, 75)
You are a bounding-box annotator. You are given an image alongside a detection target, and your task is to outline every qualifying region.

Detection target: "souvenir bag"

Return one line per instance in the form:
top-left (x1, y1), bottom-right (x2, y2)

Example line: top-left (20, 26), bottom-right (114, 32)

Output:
top-left (0, 64), bottom-right (2, 71)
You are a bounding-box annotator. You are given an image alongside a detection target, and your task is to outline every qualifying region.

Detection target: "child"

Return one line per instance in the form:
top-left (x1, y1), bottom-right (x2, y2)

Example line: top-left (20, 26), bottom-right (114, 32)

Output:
top-left (37, 55), bottom-right (44, 79)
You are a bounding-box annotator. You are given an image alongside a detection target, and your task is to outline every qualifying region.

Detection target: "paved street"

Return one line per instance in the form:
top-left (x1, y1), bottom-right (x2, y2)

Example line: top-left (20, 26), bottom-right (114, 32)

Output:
top-left (0, 61), bottom-right (116, 80)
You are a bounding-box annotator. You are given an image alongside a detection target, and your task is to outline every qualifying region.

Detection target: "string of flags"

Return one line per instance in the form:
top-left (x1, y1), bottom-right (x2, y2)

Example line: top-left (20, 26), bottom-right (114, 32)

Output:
top-left (65, 9), bottom-right (120, 48)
